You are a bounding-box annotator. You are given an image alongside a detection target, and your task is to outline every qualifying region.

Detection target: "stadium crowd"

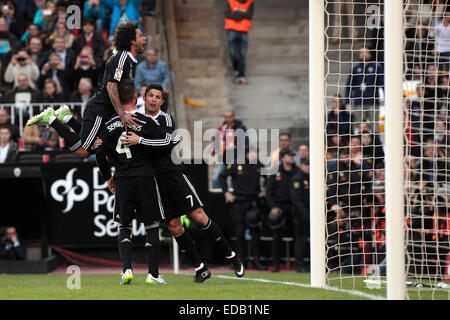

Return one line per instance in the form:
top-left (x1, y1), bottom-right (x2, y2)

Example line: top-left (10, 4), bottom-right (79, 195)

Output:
top-left (325, 1), bottom-right (449, 277)
top-left (0, 0), bottom-right (167, 158)
top-left (0, 0), bottom-right (447, 278)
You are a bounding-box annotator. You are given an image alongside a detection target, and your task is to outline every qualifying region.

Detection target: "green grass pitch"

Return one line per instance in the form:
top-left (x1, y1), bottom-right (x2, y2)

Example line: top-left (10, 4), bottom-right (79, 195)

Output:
top-left (0, 272), bottom-right (447, 300)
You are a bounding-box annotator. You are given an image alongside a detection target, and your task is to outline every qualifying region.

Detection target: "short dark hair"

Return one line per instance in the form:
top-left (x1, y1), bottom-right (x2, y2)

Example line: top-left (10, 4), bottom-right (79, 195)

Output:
top-left (118, 78), bottom-right (136, 104)
top-left (112, 22), bottom-right (139, 52)
top-left (145, 83), bottom-right (164, 97)
top-left (280, 133), bottom-right (291, 140)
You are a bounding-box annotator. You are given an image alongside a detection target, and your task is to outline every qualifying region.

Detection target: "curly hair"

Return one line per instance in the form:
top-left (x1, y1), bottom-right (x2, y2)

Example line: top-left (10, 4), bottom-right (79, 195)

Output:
top-left (112, 22), bottom-right (139, 52)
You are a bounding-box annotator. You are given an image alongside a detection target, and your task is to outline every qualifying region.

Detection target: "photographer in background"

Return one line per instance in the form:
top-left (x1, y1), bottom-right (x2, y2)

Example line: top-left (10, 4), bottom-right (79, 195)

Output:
top-left (38, 52), bottom-right (71, 100)
top-left (4, 49), bottom-right (40, 89)
top-left (0, 226), bottom-right (25, 260)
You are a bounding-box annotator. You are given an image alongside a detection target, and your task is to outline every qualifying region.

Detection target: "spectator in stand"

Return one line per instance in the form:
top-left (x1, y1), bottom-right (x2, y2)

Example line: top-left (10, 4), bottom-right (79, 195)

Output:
top-left (51, 35), bottom-right (77, 70)
top-left (3, 73), bottom-right (42, 121)
top-left (270, 133), bottom-right (293, 166)
top-left (405, 24), bottom-right (434, 76)
top-left (4, 49), bottom-right (39, 89)
top-left (69, 77), bottom-right (95, 119)
top-left (134, 48), bottom-right (170, 112)
top-left (345, 47), bottom-right (384, 129)
top-left (33, 0), bottom-right (57, 39)
top-left (83, 0), bottom-right (108, 35)
top-left (0, 108), bottom-right (19, 142)
top-left (350, 135), bottom-right (370, 171)
top-left (72, 46), bottom-right (99, 90)
top-left (41, 78), bottom-right (65, 103)
top-left (0, 17), bottom-right (19, 65)
top-left (423, 63), bottom-right (441, 142)
top-left (361, 130), bottom-right (384, 169)
top-left (71, 19), bottom-right (105, 68)
top-left (0, 126), bottom-right (18, 163)
top-left (326, 93), bottom-right (351, 136)
top-left (26, 36), bottom-right (46, 69)
top-left (46, 20), bottom-right (75, 49)
top-left (211, 109), bottom-right (248, 188)
top-left (0, 226), bottom-right (25, 260)
top-left (22, 120), bottom-right (58, 150)
top-left (224, 0), bottom-right (254, 85)
top-left (97, 44), bottom-right (114, 85)
top-left (326, 146), bottom-right (371, 229)
top-left (266, 149), bottom-right (299, 272)
top-left (326, 129), bottom-right (349, 172)
top-left (1, 1), bottom-right (22, 39)
top-left (102, 0), bottom-right (143, 44)
top-left (19, 23), bottom-right (41, 50)
top-left (294, 144), bottom-right (309, 168)
top-left (135, 84), bottom-right (146, 113)
top-left (0, 59), bottom-right (11, 101)
top-left (4, 72), bottom-right (41, 103)
top-left (38, 52), bottom-right (71, 100)
top-left (422, 138), bottom-right (448, 183)
top-left (12, 0), bottom-right (37, 39)
top-left (430, 6), bottom-right (450, 74)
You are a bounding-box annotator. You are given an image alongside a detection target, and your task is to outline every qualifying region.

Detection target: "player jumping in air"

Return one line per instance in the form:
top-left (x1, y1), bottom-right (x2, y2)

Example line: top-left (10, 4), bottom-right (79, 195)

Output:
top-left (26, 22), bottom-right (145, 157)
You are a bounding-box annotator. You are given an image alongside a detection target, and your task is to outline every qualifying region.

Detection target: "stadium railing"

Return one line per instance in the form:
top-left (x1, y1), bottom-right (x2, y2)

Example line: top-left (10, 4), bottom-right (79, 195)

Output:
top-left (0, 102), bottom-right (86, 136)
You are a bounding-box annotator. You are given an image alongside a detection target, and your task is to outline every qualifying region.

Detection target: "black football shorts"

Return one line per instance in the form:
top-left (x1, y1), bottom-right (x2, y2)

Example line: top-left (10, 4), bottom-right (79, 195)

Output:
top-left (156, 172), bottom-right (203, 221)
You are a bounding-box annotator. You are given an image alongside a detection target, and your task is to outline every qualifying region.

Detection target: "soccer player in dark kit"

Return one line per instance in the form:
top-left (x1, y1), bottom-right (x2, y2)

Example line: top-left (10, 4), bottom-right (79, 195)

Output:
top-left (26, 22), bottom-right (145, 158)
top-left (94, 79), bottom-right (212, 284)
top-left (95, 79), bottom-right (170, 285)
top-left (122, 83), bottom-right (246, 282)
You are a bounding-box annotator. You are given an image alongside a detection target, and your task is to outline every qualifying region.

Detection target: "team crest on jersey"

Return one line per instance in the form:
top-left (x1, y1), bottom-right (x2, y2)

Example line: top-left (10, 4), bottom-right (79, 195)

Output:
top-left (293, 181), bottom-right (300, 189)
top-left (114, 68), bottom-right (123, 81)
top-left (237, 165), bottom-right (243, 171)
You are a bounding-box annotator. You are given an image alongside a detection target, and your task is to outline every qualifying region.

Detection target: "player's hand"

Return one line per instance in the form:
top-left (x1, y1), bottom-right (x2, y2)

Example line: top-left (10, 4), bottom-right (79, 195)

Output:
top-left (107, 177), bottom-right (116, 194)
top-left (121, 112), bottom-right (143, 128)
top-left (225, 191), bottom-right (236, 203)
top-left (121, 131), bottom-right (140, 147)
top-left (92, 137), bottom-right (102, 150)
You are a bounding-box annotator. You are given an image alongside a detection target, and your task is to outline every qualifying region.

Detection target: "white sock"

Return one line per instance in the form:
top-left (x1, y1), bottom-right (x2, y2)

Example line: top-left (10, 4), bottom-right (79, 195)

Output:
top-left (226, 251), bottom-right (236, 259)
top-left (62, 114), bottom-right (72, 124)
top-left (48, 115), bottom-right (56, 125)
top-left (195, 263), bottom-right (205, 272)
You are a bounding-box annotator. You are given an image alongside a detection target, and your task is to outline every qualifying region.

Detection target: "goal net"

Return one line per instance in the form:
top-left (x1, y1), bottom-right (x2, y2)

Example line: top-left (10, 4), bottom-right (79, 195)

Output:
top-left (322, 0), bottom-right (450, 299)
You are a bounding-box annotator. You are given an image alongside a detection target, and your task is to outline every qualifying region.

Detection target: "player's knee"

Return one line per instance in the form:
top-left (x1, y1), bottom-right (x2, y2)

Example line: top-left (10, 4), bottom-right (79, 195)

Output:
top-left (189, 208), bottom-right (208, 226)
top-left (168, 219), bottom-right (184, 236)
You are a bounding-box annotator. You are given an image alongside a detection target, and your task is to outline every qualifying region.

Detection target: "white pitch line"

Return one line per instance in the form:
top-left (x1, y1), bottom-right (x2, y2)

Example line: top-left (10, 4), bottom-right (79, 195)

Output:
top-left (212, 274), bottom-right (385, 300)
